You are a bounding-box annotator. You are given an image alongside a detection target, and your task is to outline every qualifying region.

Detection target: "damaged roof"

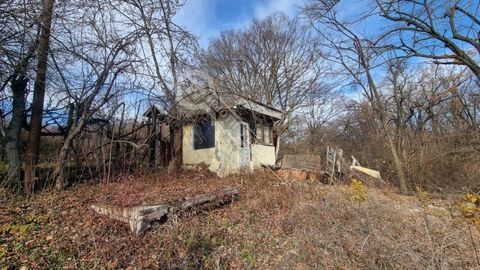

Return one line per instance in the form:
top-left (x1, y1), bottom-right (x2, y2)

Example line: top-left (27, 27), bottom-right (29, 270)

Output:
top-left (145, 88), bottom-right (282, 120)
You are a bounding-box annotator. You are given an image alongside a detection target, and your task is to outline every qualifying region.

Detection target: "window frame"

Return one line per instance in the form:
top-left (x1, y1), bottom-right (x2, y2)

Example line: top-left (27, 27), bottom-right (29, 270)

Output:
top-left (253, 122), bottom-right (274, 146)
top-left (193, 117), bottom-right (215, 150)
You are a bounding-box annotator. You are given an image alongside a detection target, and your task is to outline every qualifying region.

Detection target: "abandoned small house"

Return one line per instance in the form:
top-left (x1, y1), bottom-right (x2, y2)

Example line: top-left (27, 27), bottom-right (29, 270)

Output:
top-left (144, 89), bottom-right (282, 176)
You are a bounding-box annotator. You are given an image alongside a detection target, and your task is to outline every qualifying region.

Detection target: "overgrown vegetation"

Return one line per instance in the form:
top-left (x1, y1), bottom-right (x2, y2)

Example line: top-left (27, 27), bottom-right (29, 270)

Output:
top-left (1, 0), bottom-right (479, 194)
top-left (1, 172), bottom-right (479, 269)
top-left (1, 0), bottom-right (479, 268)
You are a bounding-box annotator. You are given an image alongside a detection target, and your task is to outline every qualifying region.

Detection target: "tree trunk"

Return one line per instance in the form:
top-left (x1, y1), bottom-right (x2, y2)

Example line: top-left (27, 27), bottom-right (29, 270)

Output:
top-left (23, 0), bottom-right (55, 194)
top-left (52, 134), bottom-right (73, 190)
top-left (383, 124), bottom-right (409, 194)
top-left (167, 123), bottom-right (182, 175)
top-left (274, 131), bottom-right (281, 163)
top-left (360, 45), bottom-right (410, 194)
top-left (53, 111), bottom-right (88, 190)
top-left (53, 119), bottom-right (85, 189)
top-left (4, 77), bottom-right (28, 189)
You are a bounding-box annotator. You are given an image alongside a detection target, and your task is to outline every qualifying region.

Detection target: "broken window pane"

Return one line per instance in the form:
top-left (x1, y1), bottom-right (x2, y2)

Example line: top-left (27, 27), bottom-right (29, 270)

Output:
top-left (193, 118), bottom-right (215, 149)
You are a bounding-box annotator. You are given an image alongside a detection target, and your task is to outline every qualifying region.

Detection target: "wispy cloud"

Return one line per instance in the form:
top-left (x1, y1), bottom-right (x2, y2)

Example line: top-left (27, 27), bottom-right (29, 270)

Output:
top-left (175, 0), bottom-right (307, 48)
top-left (175, 0), bottom-right (218, 46)
top-left (253, 0), bottom-right (306, 19)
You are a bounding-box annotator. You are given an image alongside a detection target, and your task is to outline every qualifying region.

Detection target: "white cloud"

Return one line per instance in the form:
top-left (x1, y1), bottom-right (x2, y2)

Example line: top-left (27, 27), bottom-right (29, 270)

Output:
top-left (253, 0), bottom-right (306, 19)
top-left (175, 0), bottom-right (307, 47)
top-left (175, 0), bottom-right (218, 46)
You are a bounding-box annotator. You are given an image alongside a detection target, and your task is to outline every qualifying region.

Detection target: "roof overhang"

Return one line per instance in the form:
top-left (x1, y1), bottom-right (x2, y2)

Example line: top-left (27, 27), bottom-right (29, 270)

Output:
top-left (235, 99), bottom-right (282, 120)
top-left (143, 89), bottom-right (283, 121)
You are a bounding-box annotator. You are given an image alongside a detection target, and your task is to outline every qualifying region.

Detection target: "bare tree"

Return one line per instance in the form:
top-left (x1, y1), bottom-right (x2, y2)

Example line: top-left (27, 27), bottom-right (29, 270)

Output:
top-left (49, 1), bottom-right (136, 189)
top-left (376, 0), bottom-right (480, 81)
top-left (112, 0), bottom-right (197, 174)
top-left (23, 0), bottom-right (55, 194)
top-left (199, 13), bottom-right (327, 156)
top-left (304, 1), bottom-right (410, 193)
top-left (304, 88), bottom-right (343, 153)
top-left (0, 0), bottom-right (40, 189)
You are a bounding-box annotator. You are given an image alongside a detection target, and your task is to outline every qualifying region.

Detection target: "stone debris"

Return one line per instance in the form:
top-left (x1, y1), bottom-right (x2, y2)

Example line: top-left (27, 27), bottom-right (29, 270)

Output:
top-left (91, 186), bottom-right (239, 235)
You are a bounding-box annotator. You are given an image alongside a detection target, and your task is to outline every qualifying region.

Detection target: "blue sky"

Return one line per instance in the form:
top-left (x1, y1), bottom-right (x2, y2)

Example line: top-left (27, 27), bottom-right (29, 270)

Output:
top-left (175, 0), bottom-right (308, 47)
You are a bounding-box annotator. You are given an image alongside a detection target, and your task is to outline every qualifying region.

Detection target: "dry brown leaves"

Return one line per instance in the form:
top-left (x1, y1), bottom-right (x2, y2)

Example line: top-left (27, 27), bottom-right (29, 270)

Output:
top-left (1, 171), bottom-right (479, 269)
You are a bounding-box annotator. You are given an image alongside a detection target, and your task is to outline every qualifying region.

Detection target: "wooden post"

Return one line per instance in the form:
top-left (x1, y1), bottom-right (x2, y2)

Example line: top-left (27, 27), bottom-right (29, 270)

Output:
top-left (149, 111), bottom-right (157, 168)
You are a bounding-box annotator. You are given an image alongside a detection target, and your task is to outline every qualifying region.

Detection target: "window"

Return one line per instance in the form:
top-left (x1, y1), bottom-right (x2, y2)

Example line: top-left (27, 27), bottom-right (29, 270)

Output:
top-left (254, 123), bottom-right (273, 145)
top-left (249, 121), bottom-right (256, 142)
top-left (240, 123), bottom-right (250, 148)
top-left (264, 127), bottom-right (271, 145)
top-left (193, 118), bottom-right (215, 149)
top-left (256, 124), bottom-right (264, 142)
top-left (240, 124), bottom-right (245, 148)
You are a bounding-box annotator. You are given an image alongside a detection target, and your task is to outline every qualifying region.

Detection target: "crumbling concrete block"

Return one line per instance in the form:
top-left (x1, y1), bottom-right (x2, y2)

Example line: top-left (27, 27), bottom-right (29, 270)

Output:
top-left (91, 204), bottom-right (170, 235)
top-left (91, 186), bottom-right (239, 235)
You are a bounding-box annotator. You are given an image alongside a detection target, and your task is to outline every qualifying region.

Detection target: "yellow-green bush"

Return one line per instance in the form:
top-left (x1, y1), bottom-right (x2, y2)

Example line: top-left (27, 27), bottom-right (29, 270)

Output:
top-left (459, 192), bottom-right (480, 228)
top-left (350, 179), bottom-right (368, 203)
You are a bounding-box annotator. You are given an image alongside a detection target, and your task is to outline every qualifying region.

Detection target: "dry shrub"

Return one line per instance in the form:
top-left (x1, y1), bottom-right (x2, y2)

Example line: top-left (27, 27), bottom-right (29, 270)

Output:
top-left (1, 172), bottom-right (479, 269)
top-left (282, 187), bottom-right (479, 269)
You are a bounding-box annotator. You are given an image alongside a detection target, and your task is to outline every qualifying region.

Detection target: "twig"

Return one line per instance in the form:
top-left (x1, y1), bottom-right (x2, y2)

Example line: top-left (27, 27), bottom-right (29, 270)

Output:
top-left (468, 224), bottom-right (480, 268)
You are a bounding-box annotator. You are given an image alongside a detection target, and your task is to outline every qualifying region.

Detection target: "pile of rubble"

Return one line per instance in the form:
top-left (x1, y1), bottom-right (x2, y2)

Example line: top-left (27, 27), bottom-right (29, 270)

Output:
top-left (276, 147), bottom-right (386, 187)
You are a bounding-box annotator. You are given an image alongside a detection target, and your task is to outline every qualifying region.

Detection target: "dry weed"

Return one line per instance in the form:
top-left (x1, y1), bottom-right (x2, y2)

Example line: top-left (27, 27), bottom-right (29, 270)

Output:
top-left (1, 172), bottom-right (479, 269)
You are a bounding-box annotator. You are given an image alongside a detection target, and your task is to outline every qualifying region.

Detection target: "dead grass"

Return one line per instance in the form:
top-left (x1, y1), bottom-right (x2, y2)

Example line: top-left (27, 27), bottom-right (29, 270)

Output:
top-left (1, 171), bottom-right (479, 269)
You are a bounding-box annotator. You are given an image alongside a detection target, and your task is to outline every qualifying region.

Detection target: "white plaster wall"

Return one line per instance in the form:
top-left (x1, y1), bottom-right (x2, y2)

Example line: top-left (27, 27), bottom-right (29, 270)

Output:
top-left (182, 116), bottom-right (242, 176)
top-left (251, 144), bottom-right (276, 168)
top-left (182, 116), bottom-right (276, 176)
top-left (182, 124), bottom-right (219, 171)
